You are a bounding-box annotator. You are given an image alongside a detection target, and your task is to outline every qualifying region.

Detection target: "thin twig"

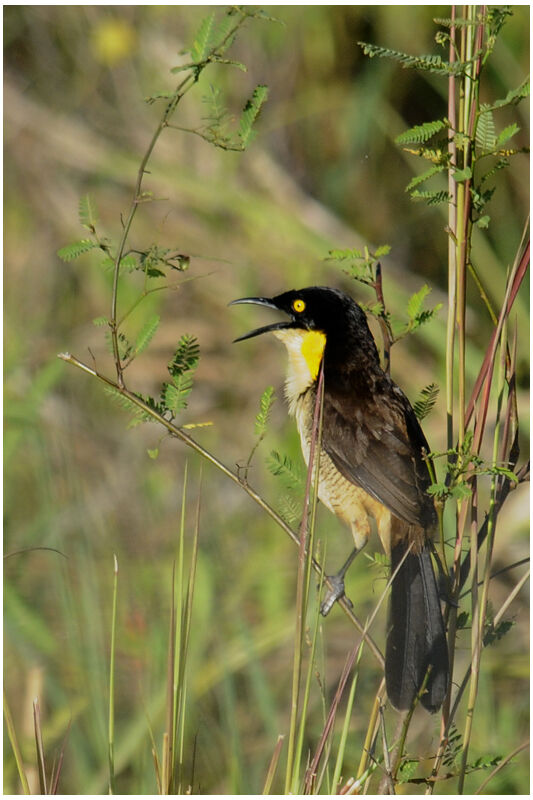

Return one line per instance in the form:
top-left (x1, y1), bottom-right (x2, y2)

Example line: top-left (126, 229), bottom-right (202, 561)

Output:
top-left (57, 351), bottom-right (385, 668)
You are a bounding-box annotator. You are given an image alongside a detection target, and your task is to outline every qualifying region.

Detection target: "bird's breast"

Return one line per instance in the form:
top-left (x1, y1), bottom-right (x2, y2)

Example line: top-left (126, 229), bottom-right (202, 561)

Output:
top-left (273, 329), bottom-right (326, 414)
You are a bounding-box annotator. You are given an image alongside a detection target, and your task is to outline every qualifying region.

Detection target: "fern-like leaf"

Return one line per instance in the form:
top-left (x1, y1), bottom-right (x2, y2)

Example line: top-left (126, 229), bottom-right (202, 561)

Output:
top-left (78, 194), bottom-right (99, 232)
top-left (104, 387), bottom-right (163, 427)
top-left (396, 118), bottom-right (449, 145)
top-left (496, 122), bottom-right (520, 148)
top-left (433, 16), bottom-right (480, 28)
top-left (163, 380), bottom-right (193, 415)
top-left (57, 239), bottom-right (98, 262)
top-left (255, 386), bottom-right (275, 437)
top-left (413, 383), bottom-right (440, 421)
top-left (410, 189), bottom-right (451, 205)
top-left (278, 495), bottom-right (302, 525)
top-left (405, 164), bottom-right (446, 192)
top-left (134, 314), bottom-right (160, 357)
top-left (476, 109), bottom-right (497, 151)
top-left (211, 9), bottom-right (240, 55)
top-left (163, 334), bottom-right (200, 414)
top-left (190, 11), bottom-right (216, 62)
top-left (266, 451), bottom-right (303, 490)
top-left (487, 77), bottom-right (530, 111)
top-left (168, 334), bottom-right (200, 378)
top-left (238, 85), bottom-right (269, 148)
top-left (358, 43), bottom-right (466, 75)
top-left (100, 254), bottom-right (138, 274)
top-left (407, 285), bottom-right (431, 320)
top-left (327, 247), bottom-right (363, 261)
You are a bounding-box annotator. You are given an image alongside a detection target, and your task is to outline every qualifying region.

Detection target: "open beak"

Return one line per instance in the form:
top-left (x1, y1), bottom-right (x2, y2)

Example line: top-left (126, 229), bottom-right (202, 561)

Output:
top-left (229, 297), bottom-right (293, 342)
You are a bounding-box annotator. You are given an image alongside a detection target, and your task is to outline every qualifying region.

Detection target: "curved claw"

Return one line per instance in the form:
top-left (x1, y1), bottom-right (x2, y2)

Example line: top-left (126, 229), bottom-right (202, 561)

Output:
top-left (320, 574), bottom-right (353, 616)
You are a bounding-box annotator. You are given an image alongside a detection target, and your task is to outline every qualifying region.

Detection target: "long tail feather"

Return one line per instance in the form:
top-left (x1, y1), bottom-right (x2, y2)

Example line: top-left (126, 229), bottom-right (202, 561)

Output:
top-left (386, 542), bottom-right (449, 712)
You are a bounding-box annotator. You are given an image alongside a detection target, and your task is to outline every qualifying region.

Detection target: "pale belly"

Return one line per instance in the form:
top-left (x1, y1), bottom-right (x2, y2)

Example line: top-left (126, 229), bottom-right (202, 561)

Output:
top-left (293, 388), bottom-right (392, 553)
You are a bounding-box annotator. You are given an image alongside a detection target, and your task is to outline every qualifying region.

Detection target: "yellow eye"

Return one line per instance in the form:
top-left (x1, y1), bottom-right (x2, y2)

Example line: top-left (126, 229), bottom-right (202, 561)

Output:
top-left (292, 298), bottom-right (306, 313)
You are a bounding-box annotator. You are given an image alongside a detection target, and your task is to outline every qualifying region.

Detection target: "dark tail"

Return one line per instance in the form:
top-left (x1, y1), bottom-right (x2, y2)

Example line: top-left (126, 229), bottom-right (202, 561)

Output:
top-left (386, 541), bottom-right (449, 712)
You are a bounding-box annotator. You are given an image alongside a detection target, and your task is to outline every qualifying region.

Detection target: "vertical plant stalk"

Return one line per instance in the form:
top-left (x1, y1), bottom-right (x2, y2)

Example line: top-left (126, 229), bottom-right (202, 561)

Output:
top-left (33, 699), bottom-right (47, 794)
top-left (356, 681), bottom-right (384, 783)
top-left (330, 647), bottom-right (364, 792)
top-left (109, 73), bottom-right (194, 387)
top-left (3, 689), bottom-right (31, 794)
top-left (262, 735), bottom-right (285, 795)
top-left (108, 554), bottom-right (119, 794)
top-left (108, 12), bottom-right (249, 386)
top-left (442, 2), bottom-right (486, 734)
top-left (172, 462), bottom-right (188, 791)
top-left (445, 5), bottom-right (458, 456)
top-left (176, 467), bottom-right (201, 792)
top-left (285, 363), bottom-right (324, 794)
top-left (457, 319), bottom-right (507, 793)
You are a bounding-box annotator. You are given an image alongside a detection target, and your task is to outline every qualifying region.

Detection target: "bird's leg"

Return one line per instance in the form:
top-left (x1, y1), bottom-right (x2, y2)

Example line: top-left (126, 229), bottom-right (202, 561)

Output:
top-left (320, 546), bottom-right (361, 616)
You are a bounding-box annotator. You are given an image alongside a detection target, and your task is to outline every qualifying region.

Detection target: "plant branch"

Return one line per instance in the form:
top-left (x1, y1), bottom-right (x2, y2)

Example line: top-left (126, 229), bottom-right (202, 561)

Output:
top-left (57, 351), bottom-right (385, 668)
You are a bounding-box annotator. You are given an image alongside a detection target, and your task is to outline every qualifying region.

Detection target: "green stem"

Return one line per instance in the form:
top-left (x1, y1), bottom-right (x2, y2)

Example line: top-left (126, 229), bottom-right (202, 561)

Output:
top-left (108, 10), bottom-right (250, 386)
top-left (110, 74), bottom-right (195, 386)
top-left (285, 365), bottom-right (324, 794)
top-left (458, 317), bottom-right (506, 794)
top-left (3, 689), bottom-right (31, 794)
top-left (108, 554), bottom-right (119, 794)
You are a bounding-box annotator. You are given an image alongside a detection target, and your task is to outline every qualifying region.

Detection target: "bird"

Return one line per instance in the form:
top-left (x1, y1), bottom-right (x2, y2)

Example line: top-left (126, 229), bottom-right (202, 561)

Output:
top-left (231, 285), bottom-right (449, 712)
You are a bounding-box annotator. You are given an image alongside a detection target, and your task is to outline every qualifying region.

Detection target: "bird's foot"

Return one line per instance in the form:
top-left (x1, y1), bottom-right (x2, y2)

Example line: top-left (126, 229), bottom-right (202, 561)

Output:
top-left (320, 574), bottom-right (353, 616)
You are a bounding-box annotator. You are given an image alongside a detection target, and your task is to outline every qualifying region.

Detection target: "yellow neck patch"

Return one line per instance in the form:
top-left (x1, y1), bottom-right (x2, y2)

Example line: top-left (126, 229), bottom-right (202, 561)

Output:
top-left (300, 330), bottom-right (326, 381)
top-left (273, 329), bottom-right (326, 412)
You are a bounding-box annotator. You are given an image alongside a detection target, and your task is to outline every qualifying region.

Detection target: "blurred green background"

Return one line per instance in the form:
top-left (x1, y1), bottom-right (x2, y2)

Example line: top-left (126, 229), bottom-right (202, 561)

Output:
top-left (4, 5), bottom-right (529, 794)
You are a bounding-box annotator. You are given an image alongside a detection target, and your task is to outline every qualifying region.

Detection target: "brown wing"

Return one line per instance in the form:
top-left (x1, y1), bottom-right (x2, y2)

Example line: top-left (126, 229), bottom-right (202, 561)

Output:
top-left (321, 368), bottom-right (436, 528)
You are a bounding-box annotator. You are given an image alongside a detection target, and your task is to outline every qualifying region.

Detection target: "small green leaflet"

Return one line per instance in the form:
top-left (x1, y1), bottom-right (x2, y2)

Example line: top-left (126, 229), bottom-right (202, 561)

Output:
top-left (100, 255), bottom-right (138, 274)
top-left (476, 109), bottom-right (496, 151)
top-left (134, 314), bottom-right (160, 358)
top-left (328, 247), bottom-right (363, 261)
top-left (407, 284), bottom-right (431, 319)
top-left (484, 77), bottom-right (530, 112)
top-left (254, 386), bottom-right (275, 437)
top-left (396, 118), bottom-right (449, 145)
top-left (103, 387), bottom-right (164, 428)
top-left (57, 239), bottom-right (97, 262)
top-left (163, 334), bottom-right (200, 415)
top-left (496, 122), bottom-right (520, 148)
top-left (238, 85), bottom-right (269, 147)
top-left (278, 495), bottom-right (301, 525)
top-left (190, 11), bottom-right (216, 63)
top-left (410, 189), bottom-right (451, 205)
top-left (405, 164), bottom-right (446, 193)
top-left (358, 42), bottom-right (466, 75)
top-left (413, 383), bottom-right (439, 421)
top-left (78, 194), bottom-right (99, 232)
top-left (266, 450), bottom-right (303, 490)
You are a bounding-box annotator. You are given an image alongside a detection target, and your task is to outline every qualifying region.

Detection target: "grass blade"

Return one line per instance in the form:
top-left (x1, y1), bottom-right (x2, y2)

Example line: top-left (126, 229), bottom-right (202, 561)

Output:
top-left (33, 698), bottom-right (47, 794)
top-left (3, 689), bottom-right (31, 793)
top-left (262, 735), bottom-right (285, 794)
top-left (108, 554), bottom-right (119, 794)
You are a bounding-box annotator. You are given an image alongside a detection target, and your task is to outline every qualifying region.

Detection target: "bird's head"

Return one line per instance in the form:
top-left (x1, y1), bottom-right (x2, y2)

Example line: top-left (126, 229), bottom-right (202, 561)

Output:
top-left (231, 286), bottom-right (377, 355)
